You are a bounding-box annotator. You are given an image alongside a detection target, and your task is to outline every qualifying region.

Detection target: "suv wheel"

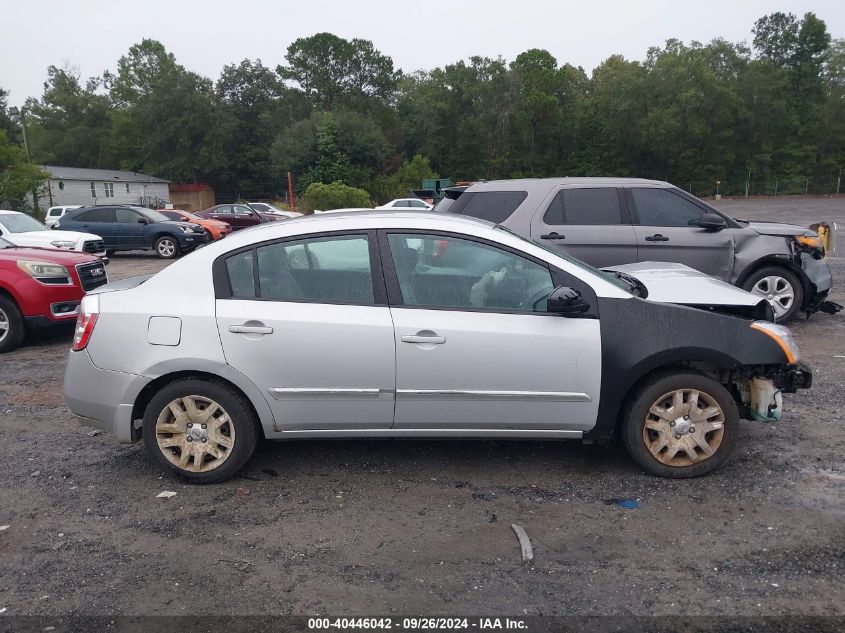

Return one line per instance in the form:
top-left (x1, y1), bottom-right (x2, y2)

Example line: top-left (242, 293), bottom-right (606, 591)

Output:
top-left (741, 266), bottom-right (803, 322)
top-left (0, 295), bottom-right (25, 354)
top-left (622, 372), bottom-right (739, 478)
top-left (155, 236), bottom-right (180, 259)
top-left (143, 379), bottom-right (260, 484)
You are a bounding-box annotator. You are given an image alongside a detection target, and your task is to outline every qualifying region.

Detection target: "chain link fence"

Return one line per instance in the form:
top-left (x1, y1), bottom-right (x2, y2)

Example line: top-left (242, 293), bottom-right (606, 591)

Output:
top-left (675, 175), bottom-right (844, 199)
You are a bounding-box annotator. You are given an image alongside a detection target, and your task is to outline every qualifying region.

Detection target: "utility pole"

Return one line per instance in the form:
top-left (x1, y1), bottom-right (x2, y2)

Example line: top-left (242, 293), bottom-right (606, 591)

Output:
top-left (287, 172), bottom-right (295, 212)
top-left (8, 106), bottom-right (38, 211)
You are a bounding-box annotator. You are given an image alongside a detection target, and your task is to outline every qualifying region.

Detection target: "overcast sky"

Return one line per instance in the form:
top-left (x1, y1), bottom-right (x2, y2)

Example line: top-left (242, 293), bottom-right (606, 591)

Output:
top-left (2, 0), bottom-right (843, 106)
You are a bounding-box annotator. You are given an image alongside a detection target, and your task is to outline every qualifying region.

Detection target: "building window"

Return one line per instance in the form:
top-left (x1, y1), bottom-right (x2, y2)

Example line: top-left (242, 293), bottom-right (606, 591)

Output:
top-left (58, 181), bottom-right (65, 190)
top-left (125, 183), bottom-right (130, 193)
top-left (90, 182), bottom-right (96, 198)
top-left (104, 182), bottom-right (115, 198)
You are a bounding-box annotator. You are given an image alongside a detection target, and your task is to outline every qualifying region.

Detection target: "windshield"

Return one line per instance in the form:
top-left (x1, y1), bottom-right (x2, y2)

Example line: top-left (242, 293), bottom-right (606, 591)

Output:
top-left (137, 208), bottom-right (173, 223)
top-left (494, 225), bottom-right (631, 293)
top-left (0, 213), bottom-right (47, 233)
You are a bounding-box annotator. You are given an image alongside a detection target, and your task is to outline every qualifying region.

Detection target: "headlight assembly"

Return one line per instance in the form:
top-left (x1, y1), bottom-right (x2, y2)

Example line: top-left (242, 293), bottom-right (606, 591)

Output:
top-left (17, 260), bottom-right (71, 284)
top-left (751, 321), bottom-right (800, 364)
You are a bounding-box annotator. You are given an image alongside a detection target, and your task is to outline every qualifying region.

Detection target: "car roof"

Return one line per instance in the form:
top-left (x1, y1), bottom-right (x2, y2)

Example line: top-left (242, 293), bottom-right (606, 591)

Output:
top-left (0, 209), bottom-right (24, 215)
top-left (465, 177), bottom-right (670, 192)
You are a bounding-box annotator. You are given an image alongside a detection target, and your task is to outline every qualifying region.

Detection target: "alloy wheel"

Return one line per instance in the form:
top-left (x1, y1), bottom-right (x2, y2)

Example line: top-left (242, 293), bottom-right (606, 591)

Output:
top-left (642, 388), bottom-right (725, 467)
top-left (155, 395), bottom-right (235, 472)
top-left (0, 307), bottom-right (9, 342)
top-left (750, 275), bottom-right (795, 320)
top-left (158, 239), bottom-right (176, 257)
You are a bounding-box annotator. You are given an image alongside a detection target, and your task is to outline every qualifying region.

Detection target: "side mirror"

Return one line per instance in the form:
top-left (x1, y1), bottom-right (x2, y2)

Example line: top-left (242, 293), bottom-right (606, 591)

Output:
top-left (137, 218), bottom-right (148, 224)
top-left (547, 285), bottom-right (590, 315)
top-left (698, 213), bottom-right (727, 231)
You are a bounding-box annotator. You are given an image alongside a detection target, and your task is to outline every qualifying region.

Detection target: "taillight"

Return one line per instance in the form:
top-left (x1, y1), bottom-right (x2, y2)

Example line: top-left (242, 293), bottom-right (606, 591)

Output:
top-left (72, 294), bottom-right (100, 351)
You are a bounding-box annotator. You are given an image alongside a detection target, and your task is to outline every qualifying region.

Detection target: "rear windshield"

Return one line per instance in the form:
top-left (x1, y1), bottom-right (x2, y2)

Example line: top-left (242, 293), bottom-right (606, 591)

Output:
top-left (449, 191), bottom-right (527, 224)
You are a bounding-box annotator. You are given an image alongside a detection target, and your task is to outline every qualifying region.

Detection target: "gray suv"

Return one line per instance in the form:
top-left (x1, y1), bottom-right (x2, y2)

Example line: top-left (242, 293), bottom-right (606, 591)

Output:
top-left (436, 178), bottom-right (839, 322)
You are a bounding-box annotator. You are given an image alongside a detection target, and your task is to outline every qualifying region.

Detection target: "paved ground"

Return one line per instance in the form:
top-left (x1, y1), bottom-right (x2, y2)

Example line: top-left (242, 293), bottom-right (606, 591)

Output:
top-left (0, 196), bottom-right (843, 618)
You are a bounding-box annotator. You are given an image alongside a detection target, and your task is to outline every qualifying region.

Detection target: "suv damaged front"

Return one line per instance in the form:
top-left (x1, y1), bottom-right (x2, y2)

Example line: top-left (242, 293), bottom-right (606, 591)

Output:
top-left (734, 219), bottom-right (841, 316)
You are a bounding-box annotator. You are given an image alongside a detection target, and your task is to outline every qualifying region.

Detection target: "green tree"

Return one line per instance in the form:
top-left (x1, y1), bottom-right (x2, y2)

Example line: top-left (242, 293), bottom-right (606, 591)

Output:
top-left (278, 33), bottom-right (399, 110)
top-left (301, 180), bottom-right (372, 211)
top-left (0, 129), bottom-right (47, 211)
top-left (25, 65), bottom-right (114, 167)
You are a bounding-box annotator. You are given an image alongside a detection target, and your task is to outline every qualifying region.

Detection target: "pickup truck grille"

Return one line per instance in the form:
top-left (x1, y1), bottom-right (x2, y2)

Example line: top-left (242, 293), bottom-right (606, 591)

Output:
top-left (76, 262), bottom-right (108, 291)
top-left (82, 239), bottom-right (105, 254)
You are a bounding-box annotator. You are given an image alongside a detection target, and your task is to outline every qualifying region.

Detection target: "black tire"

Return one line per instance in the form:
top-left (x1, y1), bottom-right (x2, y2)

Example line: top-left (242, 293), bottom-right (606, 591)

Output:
top-left (0, 294), bottom-right (26, 354)
top-left (154, 236), bottom-right (180, 259)
top-left (740, 266), bottom-right (804, 323)
top-left (622, 371), bottom-right (739, 478)
top-left (142, 379), bottom-right (260, 484)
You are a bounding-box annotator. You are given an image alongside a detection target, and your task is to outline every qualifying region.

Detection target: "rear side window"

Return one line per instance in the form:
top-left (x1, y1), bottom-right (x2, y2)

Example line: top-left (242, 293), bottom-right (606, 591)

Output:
top-left (629, 188), bottom-right (705, 227)
top-left (74, 208), bottom-right (114, 223)
top-left (48, 208), bottom-right (61, 217)
top-left (226, 252), bottom-right (256, 298)
top-left (543, 188), bottom-right (622, 225)
top-left (452, 191), bottom-right (527, 224)
top-left (223, 235), bottom-right (374, 304)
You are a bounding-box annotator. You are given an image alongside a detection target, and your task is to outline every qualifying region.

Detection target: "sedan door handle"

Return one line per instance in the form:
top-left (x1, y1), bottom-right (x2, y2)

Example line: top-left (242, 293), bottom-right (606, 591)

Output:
top-left (644, 234), bottom-right (670, 242)
top-left (540, 232), bottom-right (565, 240)
top-left (401, 335), bottom-right (446, 344)
top-left (229, 324), bottom-right (273, 334)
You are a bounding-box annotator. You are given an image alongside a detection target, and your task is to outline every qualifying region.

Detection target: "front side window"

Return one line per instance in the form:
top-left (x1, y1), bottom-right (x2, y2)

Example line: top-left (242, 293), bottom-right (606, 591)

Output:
top-left (388, 233), bottom-right (554, 312)
top-left (630, 188), bottom-right (705, 227)
top-left (115, 208), bottom-right (139, 223)
top-left (232, 205), bottom-right (253, 215)
top-left (453, 191), bottom-right (528, 224)
top-left (104, 182), bottom-right (115, 198)
top-left (224, 235), bottom-right (374, 304)
top-left (543, 188), bottom-right (622, 225)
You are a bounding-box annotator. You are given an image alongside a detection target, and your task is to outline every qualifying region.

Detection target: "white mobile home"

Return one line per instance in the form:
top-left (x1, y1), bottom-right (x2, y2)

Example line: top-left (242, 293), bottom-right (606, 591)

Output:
top-left (43, 165), bottom-right (170, 208)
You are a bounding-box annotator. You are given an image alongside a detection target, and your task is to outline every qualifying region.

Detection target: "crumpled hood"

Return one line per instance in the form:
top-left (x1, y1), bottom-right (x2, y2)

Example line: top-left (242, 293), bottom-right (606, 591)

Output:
top-left (605, 261), bottom-right (765, 308)
top-left (745, 221), bottom-right (814, 237)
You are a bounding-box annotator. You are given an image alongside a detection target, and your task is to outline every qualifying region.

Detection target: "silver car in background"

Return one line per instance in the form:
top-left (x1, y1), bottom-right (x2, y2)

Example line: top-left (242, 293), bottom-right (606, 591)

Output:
top-left (436, 178), bottom-right (840, 322)
top-left (64, 212), bottom-right (811, 483)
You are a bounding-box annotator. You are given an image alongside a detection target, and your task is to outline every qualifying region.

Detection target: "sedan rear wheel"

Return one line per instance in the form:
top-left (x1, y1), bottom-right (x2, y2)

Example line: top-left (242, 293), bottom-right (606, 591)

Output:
top-left (155, 236), bottom-right (180, 259)
top-left (623, 372), bottom-right (738, 478)
top-left (143, 379), bottom-right (259, 483)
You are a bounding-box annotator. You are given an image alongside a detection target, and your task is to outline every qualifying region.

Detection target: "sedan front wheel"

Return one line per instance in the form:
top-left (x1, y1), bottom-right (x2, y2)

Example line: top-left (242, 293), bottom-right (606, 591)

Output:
top-left (622, 372), bottom-right (739, 478)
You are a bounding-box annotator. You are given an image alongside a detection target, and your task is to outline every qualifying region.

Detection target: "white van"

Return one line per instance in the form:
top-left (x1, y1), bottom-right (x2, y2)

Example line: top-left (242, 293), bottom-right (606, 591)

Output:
top-left (45, 205), bottom-right (82, 228)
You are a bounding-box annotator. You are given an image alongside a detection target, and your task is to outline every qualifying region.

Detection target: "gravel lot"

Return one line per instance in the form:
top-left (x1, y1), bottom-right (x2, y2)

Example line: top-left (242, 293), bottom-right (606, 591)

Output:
top-left (0, 196), bottom-right (843, 618)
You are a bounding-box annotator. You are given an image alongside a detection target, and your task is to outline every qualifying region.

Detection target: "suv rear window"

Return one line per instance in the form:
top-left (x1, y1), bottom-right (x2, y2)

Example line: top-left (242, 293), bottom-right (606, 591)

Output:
top-left (543, 188), bottom-right (622, 225)
top-left (451, 191), bottom-right (527, 224)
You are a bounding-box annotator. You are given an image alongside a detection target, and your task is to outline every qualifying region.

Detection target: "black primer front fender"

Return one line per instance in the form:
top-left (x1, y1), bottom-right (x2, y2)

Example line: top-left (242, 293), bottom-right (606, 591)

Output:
top-left (586, 297), bottom-right (789, 441)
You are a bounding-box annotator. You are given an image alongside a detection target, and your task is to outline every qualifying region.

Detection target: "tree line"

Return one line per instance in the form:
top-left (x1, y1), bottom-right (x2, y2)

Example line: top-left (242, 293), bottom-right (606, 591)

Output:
top-left (1, 10), bottom-right (843, 211)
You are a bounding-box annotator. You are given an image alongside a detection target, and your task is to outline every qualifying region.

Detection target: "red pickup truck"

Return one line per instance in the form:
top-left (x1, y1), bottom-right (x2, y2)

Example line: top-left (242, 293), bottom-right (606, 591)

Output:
top-left (0, 236), bottom-right (108, 353)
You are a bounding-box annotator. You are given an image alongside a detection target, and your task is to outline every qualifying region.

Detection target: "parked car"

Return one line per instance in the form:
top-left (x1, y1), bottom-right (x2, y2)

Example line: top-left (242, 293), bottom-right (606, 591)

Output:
top-left (246, 202), bottom-right (302, 218)
top-left (0, 210), bottom-right (107, 261)
top-left (45, 205), bottom-right (82, 228)
top-left (64, 211), bottom-right (810, 483)
top-left (196, 204), bottom-right (284, 230)
top-left (435, 178), bottom-right (841, 322)
top-left (56, 205), bottom-right (210, 259)
top-left (0, 236), bottom-right (107, 353)
top-left (157, 209), bottom-right (232, 240)
top-left (376, 198), bottom-right (433, 210)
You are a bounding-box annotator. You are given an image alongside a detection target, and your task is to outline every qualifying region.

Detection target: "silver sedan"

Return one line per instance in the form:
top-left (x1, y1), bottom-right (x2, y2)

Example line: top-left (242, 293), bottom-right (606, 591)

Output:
top-left (64, 211), bottom-right (811, 483)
